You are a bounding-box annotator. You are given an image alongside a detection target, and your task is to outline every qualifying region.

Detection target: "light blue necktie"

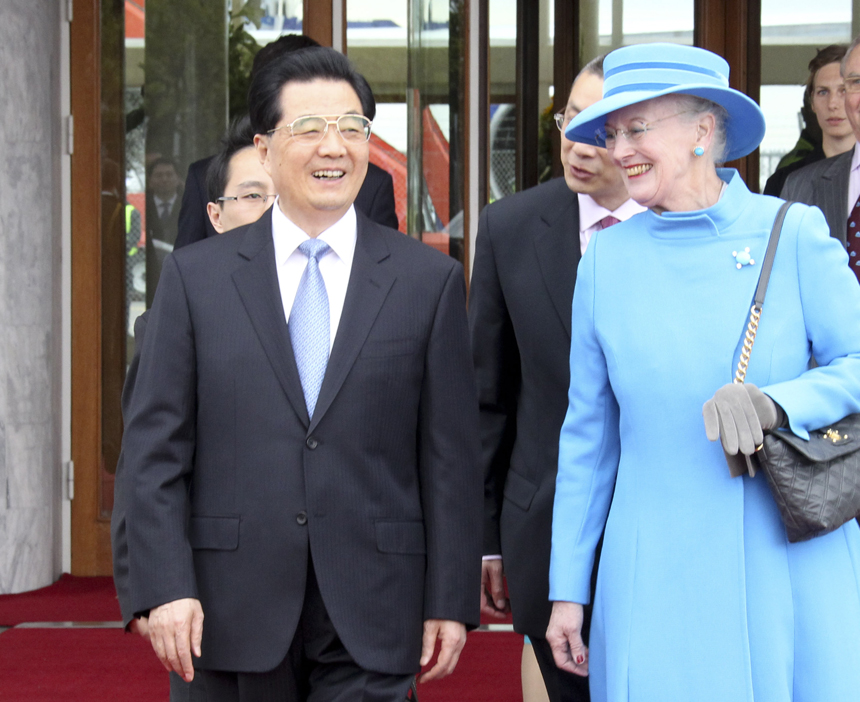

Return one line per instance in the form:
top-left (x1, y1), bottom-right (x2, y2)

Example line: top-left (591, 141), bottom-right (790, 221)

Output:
top-left (290, 239), bottom-right (331, 418)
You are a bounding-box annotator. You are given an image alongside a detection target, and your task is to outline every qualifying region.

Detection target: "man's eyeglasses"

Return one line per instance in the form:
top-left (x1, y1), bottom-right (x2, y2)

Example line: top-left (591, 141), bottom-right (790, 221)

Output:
top-left (267, 114), bottom-right (373, 145)
top-left (217, 192), bottom-right (277, 207)
top-left (597, 110), bottom-right (693, 149)
top-left (554, 112), bottom-right (572, 133)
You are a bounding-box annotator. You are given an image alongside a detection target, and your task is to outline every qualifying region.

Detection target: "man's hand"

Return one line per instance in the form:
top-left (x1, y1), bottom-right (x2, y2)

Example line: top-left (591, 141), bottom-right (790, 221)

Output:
top-left (129, 616), bottom-right (150, 638)
top-left (418, 619), bottom-right (467, 683)
top-left (147, 598), bottom-right (204, 683)
top-left (545, 601), bottom-right (588, 676)
top-left (480, 559), bottom-right (510, 618)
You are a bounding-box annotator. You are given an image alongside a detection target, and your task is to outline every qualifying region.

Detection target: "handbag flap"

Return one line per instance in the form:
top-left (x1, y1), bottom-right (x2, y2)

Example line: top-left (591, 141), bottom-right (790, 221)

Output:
top-left (766, 414), bottom-right (860, 462)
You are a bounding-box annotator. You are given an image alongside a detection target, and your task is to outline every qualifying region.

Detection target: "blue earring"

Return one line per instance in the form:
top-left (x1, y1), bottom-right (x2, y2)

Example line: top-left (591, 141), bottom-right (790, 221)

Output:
top-left (694, 146), bottom-right (705, 157)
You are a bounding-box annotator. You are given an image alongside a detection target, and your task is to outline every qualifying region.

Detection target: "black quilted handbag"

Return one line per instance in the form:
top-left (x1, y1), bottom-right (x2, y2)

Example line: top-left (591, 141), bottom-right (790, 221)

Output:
top-left (755, 416), bottom-right (860, 542)
top-left (734, 202), bottom-right (860, 542)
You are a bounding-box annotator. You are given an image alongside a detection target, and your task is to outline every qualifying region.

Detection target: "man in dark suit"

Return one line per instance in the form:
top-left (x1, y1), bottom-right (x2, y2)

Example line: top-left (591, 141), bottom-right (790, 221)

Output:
top-left (782, 34), bottom-right (860, 260)
top-left (175, 35), bottom-right (397, 251)
top-left (115, 114), bottom-right (278, 702)
top-left (116, 47), bottom-right (480, 702)
top-left (145, 157), bottom-right (183, 303)
top-left (469, 56), bottom-right (642, 702)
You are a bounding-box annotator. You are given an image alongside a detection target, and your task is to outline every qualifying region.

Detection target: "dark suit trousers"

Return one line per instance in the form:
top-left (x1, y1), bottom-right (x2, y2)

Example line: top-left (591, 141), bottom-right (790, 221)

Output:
top-left (531, 636), bottom-right (590, 702)
top-left (198, 556), bottom-right (414, 702)
top-left (171, 673), bottom-right (209, 702)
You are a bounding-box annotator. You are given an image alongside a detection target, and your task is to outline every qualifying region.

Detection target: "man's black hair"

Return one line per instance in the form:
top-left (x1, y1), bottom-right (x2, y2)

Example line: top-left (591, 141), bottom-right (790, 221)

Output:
top-left (248, 46), bottom-right (376, 135)
top-left (206, 114), bottom-right (258, 203)
top-left (146, 156), bottom-right (179, 180)
top-left (251, 34), bottom-right (321, 80)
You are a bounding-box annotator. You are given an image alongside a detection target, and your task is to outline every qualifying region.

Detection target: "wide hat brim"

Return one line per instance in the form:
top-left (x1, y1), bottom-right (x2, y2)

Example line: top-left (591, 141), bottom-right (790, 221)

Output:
top-left (565, 45), bottom-right (766, 162)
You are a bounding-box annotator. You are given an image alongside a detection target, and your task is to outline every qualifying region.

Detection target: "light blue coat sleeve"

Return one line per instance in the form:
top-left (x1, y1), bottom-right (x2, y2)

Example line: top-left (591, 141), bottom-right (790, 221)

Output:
top-left (549, 236), bottom-right (620, 605)
top-left (762, 204), bottom-right (860, 438)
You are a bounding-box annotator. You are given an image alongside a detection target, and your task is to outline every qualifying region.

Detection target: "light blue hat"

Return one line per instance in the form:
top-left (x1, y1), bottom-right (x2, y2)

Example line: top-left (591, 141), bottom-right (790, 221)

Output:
top-left (565, 43), bottom-right (766, 162)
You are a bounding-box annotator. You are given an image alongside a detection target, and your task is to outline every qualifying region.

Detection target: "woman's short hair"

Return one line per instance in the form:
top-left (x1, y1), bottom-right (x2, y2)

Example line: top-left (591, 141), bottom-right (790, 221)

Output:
top-left (670, 94), bottom-right (729, 165)
top-left (248, 46), bottom-right (376, 136)
top-left (805, 44), bottom-right (848, 103)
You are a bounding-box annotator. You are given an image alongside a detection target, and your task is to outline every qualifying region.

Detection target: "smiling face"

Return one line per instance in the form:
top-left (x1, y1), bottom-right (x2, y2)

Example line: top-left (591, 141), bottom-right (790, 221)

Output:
top-left (559, 72), bottom-right (629, 211)
top-left (812, 62), bottom-right (852, 142)
top-left (605, 96), bottom-right (714, 213)
top-left (255, 78), bottom-right (369, 237)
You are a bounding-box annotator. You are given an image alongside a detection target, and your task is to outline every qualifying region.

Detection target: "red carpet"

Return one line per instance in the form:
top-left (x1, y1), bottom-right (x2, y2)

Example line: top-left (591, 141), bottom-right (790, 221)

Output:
top-left (0, 575), bottom-right (523, 699)
top-left (419, 630), bottom-right (522, 701)
top-left (0, 628), bottom-right (168, 701)
top-left (0, 574), bottom-right (120, 626)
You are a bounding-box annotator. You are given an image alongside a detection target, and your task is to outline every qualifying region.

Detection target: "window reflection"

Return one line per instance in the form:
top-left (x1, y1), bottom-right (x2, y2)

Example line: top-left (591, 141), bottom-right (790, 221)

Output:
top-left (347, 0), bottom-right (466, 262)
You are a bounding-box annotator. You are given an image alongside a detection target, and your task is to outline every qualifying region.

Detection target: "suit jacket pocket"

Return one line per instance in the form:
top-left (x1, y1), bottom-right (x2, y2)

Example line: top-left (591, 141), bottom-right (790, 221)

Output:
top-left (375, 520), bottom-right (426, 554)
top-left (189, 516), bottom-right (240, 551)
top-left (360, 337), bottom-right (420, 358)
top-left (504, 470), bottom-right (537, 512)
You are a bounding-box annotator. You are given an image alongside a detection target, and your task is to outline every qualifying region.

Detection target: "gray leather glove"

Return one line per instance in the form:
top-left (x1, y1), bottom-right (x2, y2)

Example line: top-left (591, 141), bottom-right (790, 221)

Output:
top-left (703, 383), bottom-right (785, 477)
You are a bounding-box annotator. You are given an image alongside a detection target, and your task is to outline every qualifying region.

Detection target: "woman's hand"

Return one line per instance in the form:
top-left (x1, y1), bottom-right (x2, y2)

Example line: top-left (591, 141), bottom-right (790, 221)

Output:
top-left (546, 601), bottom-right (589, 676)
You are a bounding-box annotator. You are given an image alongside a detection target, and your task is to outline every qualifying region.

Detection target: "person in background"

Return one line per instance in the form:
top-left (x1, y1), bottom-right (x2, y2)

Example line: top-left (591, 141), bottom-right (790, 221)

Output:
top-left (782, 34), bottom-right (860, 279)
top-left (114, 113), bottom-right (277, 702)
top-left (469, 55), bottom-right (643, 702)
top-left (764, 44), bottom-right (851, 196)
top-left (175, 34), bottom-right (397, 250)
top-left (547, 42), bottom-right (860, 702)
top-left (204, 116), bottom-right (278, 235)
top-left (145, 156), bottom-right (183, 302)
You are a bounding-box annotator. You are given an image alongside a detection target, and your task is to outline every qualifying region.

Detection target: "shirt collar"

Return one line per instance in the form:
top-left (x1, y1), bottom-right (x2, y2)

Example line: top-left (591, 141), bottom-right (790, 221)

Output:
top-left (577, 193), bottom-right (646, 230)
top-left (851, 142), bottom-right (860, 173)
top-left (271, 200), bottom-right (357, 270)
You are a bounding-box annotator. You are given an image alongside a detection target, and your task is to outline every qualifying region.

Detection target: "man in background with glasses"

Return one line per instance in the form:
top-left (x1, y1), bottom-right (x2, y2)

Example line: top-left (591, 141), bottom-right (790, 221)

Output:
top-left (469, 55), bottom-right (644, 702)
top-left (783, 33), bottom-right (860, 284)
top-left (116, 46), bottom-right (480, 702)
top-left (205, 115), bottom-right (278, 235)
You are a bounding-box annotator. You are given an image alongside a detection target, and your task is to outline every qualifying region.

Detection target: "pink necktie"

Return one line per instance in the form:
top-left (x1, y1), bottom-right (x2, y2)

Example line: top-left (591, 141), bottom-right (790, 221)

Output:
top-left (847, 193), bottom-right (860, 283)
top-left (599, 215), bottom-right (621, 230)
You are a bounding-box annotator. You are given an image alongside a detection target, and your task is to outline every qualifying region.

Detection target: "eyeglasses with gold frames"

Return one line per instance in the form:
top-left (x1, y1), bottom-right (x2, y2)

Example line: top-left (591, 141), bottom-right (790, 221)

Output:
top-left (267, 114), bottom-right (373, 145)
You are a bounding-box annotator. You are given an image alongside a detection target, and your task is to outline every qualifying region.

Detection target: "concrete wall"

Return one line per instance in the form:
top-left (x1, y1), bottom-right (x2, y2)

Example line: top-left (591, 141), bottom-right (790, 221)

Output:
top-left (0, 1), bottom-right (64, 593)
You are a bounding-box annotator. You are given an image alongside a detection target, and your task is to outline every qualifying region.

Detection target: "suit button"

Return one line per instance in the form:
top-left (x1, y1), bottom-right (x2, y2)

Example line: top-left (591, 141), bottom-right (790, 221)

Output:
top-left (296, 511), bottom-right (308, 525)
top-left (306, 437), bottom-right (318, 449)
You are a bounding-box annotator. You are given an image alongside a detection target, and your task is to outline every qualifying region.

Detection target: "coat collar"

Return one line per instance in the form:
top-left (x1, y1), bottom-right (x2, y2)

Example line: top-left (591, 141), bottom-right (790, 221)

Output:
top-left (533, 180), bottom-right (581, 338)
top-left (231, 209), bottom-right (396, 431)
top-left (310, 213), bottom-right (395, 431)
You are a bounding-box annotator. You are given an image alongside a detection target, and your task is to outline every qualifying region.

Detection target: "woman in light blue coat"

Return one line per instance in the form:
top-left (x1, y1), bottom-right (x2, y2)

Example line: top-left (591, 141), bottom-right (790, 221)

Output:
top-left (545, 43), bottom-right (860, 702)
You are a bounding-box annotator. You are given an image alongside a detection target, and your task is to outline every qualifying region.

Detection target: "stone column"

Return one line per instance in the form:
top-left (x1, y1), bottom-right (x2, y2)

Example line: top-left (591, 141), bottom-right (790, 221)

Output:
top-left (0, 1), bottom-right (63, 593)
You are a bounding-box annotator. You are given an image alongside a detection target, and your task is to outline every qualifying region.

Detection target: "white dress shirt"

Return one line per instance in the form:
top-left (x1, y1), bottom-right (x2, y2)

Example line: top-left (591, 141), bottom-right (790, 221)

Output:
top-left (577, 194), bottom-right (647, 254)
top-left (153, 194), bottom-right (177, 219)
top-left (848, 142), bottom-right (860, 219)
top-left (271, 201), bottom-right (357, 352)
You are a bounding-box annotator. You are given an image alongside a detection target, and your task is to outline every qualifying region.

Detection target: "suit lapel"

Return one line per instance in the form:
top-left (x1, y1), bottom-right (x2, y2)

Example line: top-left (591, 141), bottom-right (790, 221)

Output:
top-left (819, 147), bottom-right (853, 245)
top-left (309, 216), bottom-right (395, 432)
top-left (231, 211), bottom-right (310, 425)
top-left (533, 182), bottom-right (581, 337)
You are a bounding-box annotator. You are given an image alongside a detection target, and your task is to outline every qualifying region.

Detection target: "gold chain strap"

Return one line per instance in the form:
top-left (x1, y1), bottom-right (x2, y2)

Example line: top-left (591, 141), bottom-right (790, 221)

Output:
top-left (734, 304), bottom-right (761, 385)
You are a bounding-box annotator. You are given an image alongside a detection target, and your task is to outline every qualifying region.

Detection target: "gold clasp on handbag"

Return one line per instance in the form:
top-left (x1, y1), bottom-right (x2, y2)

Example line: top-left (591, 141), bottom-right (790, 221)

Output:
top-left (822, 427), bottom-right (848, 443)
